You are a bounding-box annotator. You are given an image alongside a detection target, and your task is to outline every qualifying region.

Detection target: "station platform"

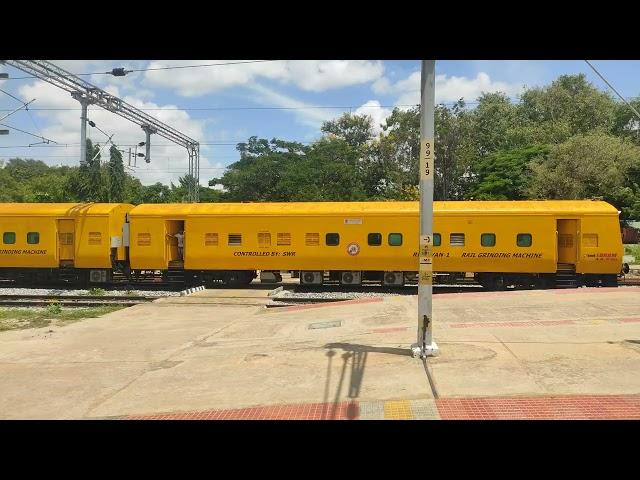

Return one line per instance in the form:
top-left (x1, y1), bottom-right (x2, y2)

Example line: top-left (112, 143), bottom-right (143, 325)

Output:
top-left (1, 286), bottom-right (640, 419)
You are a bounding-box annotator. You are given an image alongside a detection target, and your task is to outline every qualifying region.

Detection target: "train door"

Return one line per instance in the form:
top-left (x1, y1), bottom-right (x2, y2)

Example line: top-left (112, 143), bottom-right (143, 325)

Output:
top-left (165, 220), bottom-right (184, 267)
top-left (58, 219), bottom-right (75, 266)
top-left (557, 219), bottom-right (578, 265)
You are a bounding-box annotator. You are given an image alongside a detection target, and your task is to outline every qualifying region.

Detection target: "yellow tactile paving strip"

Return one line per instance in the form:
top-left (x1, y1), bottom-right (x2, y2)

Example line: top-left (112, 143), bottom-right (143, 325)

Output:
top-left (384, 400), bottom-right (414, 420)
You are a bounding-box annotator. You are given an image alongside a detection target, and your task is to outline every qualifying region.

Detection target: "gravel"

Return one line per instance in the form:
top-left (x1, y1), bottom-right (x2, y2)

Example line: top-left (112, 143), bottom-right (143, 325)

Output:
top-left (0, 287), bottom-right (181, 297)
top-left (279, 290), bottom-right (403, 300)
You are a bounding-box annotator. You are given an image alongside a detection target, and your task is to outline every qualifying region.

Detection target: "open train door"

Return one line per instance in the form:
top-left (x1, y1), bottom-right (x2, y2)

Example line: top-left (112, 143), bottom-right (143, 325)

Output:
top-left (165, 220), bottom-right (185, 268)
top-left (557, 219), bottom-right (578, 265)
top-left (57, 219), bottom-right (75, 266)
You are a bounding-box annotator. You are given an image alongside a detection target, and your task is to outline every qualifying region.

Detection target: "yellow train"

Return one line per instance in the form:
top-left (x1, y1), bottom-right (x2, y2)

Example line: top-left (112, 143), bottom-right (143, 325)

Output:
top-left (0, 200), bottom-right (625, 289)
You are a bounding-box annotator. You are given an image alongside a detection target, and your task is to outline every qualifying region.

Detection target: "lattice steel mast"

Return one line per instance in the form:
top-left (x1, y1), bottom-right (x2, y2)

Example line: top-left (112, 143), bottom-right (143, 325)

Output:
top-left (0, 60), bottom-right (200, 202)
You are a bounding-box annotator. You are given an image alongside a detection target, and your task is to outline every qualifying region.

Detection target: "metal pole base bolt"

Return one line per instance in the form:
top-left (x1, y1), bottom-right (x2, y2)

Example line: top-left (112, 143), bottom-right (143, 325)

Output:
top-left (411, 342), bottom-right (440, 359)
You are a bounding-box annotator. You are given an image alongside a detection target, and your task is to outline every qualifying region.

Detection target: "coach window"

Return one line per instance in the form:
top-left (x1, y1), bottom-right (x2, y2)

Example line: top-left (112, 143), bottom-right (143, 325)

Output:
top-left (228, 234), bottom-right (242, 246)
top-left (388, 233), bottom-right (403, 246)
top-left (433, 234), bottom-right (441, 247)
top-left (583, 233), bottom-right (598, 247)
top-left (204, 233), bottom-right (219, 246)
top-left (305, 233), bottom-right (320, 246)
top-left (481, 233), bottom-right (496, 247)
top-left (27, 232), bottom-right (40, 245)
top-left (326, 233), bottom-right (340, 246)
top-left (277, 233), bottom-right (292, 246)
top-left (3, 232), bottom-right (15, 244)
top-left (258, 232), bottom-right (271, 248)
top-left (450, 233), bottom-right (465, 246)
top-left (517, 233), bottom-right (532, 247)
top-left (368, 233), bottom-right (382, 246)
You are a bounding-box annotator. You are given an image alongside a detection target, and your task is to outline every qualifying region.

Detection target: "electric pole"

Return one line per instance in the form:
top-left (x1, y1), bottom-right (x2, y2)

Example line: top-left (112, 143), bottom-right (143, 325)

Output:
top-left (1, 60), bottom-right (201, 201)
top-left (411, 60), bottom-right (439, 358)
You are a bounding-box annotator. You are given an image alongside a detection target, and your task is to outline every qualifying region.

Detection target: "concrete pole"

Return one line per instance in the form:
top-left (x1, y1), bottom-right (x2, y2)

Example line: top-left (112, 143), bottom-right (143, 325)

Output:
top-left (79, 98), bottom-right (88, 166)
top-left (411, 60), bottom-right (439, 358)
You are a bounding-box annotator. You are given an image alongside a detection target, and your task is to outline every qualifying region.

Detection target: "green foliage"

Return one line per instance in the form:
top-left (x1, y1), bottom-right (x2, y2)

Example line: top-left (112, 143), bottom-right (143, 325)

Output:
top-left (77, 139), bottom-right (104, 202)
top-left (517, 74), bottom-right (617, 137)
top-left (527, 133), bottom-right (640, 219)
top-left (321, 113), bottom-right (375, 147)
top-left (624, 244), bottom-right (640, 258)
top-left (88, 287), bottom-right (106, 296)
top-left (3, 73), bottom-right (640, 218)
top-left (108, 145), bottom-right (126, 202)
top-left (471, 145), bottom-right (550, 200)
top-left (46, 303), bottom-right (62, 315)
top-left (0, 306), bottom-right (123, 331)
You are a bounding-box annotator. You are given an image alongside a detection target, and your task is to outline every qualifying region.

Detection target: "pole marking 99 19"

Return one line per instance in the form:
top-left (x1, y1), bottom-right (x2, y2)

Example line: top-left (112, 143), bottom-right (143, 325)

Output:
top-left (420, 138), bottom-right (434, 180)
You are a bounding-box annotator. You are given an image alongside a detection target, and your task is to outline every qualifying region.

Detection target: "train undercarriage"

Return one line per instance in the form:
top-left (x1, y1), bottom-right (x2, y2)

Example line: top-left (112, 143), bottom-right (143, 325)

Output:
top-left (0, 266), bottom-right (620, 290)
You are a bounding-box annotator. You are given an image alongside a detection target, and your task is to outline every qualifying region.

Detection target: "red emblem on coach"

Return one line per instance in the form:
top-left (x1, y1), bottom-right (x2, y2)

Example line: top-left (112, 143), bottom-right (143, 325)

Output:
top-left (347, 242), bottom-right (360, 256)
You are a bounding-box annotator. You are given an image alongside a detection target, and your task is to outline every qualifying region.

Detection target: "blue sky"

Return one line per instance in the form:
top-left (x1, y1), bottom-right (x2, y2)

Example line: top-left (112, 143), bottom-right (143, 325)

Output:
top-left (1, 60), bottom-right (639, 187)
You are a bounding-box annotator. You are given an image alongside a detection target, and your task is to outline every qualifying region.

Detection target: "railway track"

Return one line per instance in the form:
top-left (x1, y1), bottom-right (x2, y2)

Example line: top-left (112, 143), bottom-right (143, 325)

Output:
top-left (0, 295), bottom-right (155, 308)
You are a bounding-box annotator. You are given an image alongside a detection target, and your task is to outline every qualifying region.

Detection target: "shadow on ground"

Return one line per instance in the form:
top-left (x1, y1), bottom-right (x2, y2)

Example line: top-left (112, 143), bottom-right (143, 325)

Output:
top-left (321, 343), bottom-right (413, 419)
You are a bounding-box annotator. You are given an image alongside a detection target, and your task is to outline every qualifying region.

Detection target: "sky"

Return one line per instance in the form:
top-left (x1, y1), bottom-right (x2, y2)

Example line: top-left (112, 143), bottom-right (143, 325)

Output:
top-left (1, 60), bottom-right (639, 187)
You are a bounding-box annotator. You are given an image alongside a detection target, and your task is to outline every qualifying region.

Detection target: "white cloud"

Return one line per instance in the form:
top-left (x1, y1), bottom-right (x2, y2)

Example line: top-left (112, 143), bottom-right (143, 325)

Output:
top-left (374, 70), bottom-right (525, 106)
top-left (247, 83), bottom-right (343, 129)
top-left (143, 60), bottom-right (385, 96)
top-left (14, 80), bottom-right (213, 186)
top-left (354, 100), bottom-right (391, 136)
top-left (372, 77), bottom-right (392, 95)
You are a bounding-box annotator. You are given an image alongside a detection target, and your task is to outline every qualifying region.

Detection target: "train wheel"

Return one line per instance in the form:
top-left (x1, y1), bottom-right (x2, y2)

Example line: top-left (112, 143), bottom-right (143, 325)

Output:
top-left (223, 271), bottom-right (254, 287)
top-left (482, 275), bottom-right (507, 291)
top-left (223, 271), bottom-right (243, 287)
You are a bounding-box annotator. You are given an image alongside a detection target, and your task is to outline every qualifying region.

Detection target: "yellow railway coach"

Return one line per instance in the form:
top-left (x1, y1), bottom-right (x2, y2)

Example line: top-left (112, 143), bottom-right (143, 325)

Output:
top-left (0, 203), bottom-right (132, 284)
top-left (127, 200), bottom-right (623, 289)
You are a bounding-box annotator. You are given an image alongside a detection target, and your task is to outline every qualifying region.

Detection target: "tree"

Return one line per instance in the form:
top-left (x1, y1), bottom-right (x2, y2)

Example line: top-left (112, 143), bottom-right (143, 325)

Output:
top-left (471, 92), bottom-right (518, 155)
top-left (516, 74), bottom-right (617, 139)
top-left (138, 182), bottom-right (172, 203)
top-left (77, 139), bottom-right (105, 202)
top-left (527, 133), bottom-right (640, 219)
top-left (434, 100), bottom-right (476, 199)
top-left (470, 145), bottom-right (550, 200)
top-left (108, 145), bottom-right (125, 202)
top-left (371, 103), bottom-right (476, 201)
top-left (612, 98), bottom-right (640, 145)
top-left (321, 113), bottom-right (375, 147)
top-left (210, 137), bottom-right (312, 201)
top-left (370, 107), bottom-right (420, 199)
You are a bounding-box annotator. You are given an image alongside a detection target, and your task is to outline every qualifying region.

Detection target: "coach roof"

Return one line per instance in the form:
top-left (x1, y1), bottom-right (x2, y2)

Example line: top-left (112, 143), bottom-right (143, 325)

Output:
top-left (0, 203), bottom-right (130, 216)
top-left (128, 200), bottom-right (619, 217)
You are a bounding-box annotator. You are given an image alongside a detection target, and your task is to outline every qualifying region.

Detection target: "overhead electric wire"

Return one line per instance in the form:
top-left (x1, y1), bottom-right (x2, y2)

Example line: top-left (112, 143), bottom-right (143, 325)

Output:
top-left (0, 87), bottom-right (24, 103)
top-left (0, 102), bottom-right (470, 112)
top-left (0, 140), bottom-right (315, 148)
top-left (585, 60), bottom-right (640, 122)
top-left (0, 122), bottom-right (58, 144)
top-left (3, 60), bottom-right (279, 80)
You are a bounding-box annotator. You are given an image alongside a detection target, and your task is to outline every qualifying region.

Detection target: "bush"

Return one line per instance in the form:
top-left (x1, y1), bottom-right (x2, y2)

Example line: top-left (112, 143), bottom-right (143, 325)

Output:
top-left (46, 303), bottom-right (62, 315)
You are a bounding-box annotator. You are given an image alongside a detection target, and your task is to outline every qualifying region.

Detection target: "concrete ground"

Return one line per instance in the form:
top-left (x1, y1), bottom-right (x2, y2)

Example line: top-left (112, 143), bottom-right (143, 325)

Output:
top-left (1, 286), bottom-right (640, 419)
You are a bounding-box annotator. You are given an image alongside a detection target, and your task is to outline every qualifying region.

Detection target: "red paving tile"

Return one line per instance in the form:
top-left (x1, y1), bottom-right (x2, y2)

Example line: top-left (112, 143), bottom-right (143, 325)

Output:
top-left (124, 395), bottom-right (640, 420)
top-left (552, 287), bottom-right (640, 295)
top-left (436, 395), bottom-right (640, 420)
top-left (127, 401), bottom-right (361, 420)
top-left (436, 291), bottom-right (515, 300)
top-left (449, 320), bottom-right (575, 329)
top-left (449, 317), bottom-right (640, 328)
top-left (281, 297), bottom-right (383, 312)
top-left (371, 327), bottom-right (409, 334)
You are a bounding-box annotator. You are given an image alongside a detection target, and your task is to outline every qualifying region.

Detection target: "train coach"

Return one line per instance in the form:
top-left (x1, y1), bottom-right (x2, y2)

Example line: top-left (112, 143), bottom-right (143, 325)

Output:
top-left (126, 200), bottom-right (623, 289)
top-left (0, 203), bottom-right (132, 285)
